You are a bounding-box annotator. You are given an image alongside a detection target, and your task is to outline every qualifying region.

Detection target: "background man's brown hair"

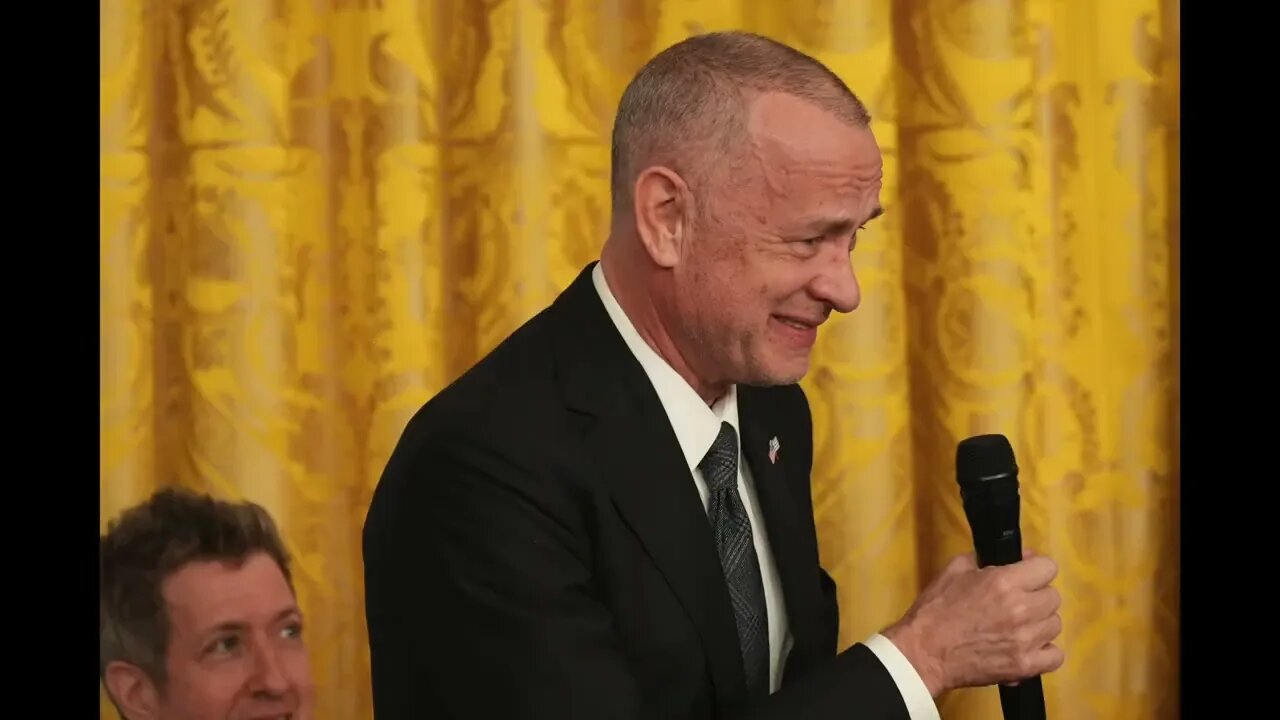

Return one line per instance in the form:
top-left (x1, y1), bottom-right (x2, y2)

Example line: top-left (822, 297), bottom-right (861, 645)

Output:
top-left (99, 487), bottom-right (293, 691)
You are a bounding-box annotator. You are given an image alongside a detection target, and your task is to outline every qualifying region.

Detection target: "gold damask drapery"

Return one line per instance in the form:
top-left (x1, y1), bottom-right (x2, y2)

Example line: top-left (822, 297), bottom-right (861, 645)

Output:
top-left (100, 1), bottom-right (1179, 718)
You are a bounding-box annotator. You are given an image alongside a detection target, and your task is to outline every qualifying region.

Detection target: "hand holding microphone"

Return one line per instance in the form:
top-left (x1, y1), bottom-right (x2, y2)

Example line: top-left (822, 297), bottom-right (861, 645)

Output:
top-left (882, 434), bottom-right (1062, 716)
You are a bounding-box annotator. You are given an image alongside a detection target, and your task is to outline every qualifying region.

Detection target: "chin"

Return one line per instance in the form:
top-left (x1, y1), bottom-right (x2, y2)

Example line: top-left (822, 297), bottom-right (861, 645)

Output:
top-left (747, 360), bottom-right (810, 387)
top-left (771, 370), bottom-right (808, 386)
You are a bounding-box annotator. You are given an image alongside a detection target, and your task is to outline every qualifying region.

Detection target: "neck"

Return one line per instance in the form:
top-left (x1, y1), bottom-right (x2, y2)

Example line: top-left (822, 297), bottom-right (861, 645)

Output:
top-left (600, 239), bottom-right (728, 407)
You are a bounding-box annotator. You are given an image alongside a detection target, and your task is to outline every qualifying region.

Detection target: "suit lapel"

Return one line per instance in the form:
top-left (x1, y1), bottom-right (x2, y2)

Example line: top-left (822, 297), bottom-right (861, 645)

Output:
top-left (583, 407), bottom-right (748, 705)
top-left (737, 388), bottom-right (824, 678)
top-left (551, 265), bottom-right (748, 707)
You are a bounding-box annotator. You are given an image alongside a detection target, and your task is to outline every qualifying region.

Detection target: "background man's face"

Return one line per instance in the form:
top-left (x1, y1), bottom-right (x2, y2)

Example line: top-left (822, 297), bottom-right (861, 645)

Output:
top-left (156, 551), bottom-right (315, 720)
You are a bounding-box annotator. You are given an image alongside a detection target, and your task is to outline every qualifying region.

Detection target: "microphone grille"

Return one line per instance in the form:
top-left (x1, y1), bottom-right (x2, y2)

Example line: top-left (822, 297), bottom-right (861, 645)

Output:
top-left (956, 433), bottom-right (1016, 482)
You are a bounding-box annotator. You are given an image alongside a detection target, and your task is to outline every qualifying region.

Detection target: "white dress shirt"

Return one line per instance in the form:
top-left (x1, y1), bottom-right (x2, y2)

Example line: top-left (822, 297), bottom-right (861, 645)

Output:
top-left (592, 263), bottom-right (940, 719)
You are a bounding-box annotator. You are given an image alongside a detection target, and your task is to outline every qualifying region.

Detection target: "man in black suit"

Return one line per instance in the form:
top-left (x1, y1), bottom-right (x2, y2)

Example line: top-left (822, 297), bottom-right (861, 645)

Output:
top-left (363, 31), bottom-right (1063, 719)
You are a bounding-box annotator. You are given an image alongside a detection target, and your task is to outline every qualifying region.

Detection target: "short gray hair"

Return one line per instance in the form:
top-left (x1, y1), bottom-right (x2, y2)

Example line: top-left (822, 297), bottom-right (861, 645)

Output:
top-left (610, 31), bottom-right (871, 218)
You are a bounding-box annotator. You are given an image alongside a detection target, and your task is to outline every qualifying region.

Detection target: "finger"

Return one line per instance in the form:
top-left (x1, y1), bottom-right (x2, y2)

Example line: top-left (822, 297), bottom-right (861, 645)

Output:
top-left (1021, 586), bottom-right (1062, 623)
top-left (1029, 643), bottom-right (1065, 675)
top-left (1023, 547), bottom-right (1036, 560)
top-left (1008, 555), bottom-right (1058, 590)
top-left (1007, 643), bottom-right (1065, 683)
top-left (1025, 613), bottom-right (1063, 649)
top-left (947, 552), bottom-right (979, 574)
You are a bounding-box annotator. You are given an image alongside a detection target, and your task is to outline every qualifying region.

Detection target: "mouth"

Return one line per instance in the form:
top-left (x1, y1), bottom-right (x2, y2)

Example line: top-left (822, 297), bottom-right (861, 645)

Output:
top-left (775, 316), bottom-right (821, 331)
top-left (770, 314), bottom-right (822, 347)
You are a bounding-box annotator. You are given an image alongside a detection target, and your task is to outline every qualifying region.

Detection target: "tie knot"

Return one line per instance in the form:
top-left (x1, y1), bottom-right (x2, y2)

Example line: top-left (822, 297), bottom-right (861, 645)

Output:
top-left (699, 422), bottom-right (739, 493)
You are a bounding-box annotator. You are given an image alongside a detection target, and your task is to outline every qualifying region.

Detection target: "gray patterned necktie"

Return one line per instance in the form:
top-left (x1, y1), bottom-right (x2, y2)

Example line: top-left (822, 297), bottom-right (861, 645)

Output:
top-left (699, 421), bottom-right (770, 698)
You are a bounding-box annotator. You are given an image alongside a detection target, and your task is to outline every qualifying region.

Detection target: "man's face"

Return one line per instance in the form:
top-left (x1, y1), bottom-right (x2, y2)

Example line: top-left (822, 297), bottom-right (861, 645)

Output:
top-left (155, 551), bottom-right (314, 719)
top-left (672, 91), bottom-right (883, 388)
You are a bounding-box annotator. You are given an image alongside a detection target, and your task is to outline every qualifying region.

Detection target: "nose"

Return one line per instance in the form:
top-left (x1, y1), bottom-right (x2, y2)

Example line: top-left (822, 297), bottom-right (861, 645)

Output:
top-left (809, 255), bottom-right (861, 314)
top-left (251, 643), bottom-right (293, 695)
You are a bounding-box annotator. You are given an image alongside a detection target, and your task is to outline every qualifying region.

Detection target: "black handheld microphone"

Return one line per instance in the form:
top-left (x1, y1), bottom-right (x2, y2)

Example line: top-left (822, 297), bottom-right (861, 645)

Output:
top-left (956, 434), bottom-right (1047, 720)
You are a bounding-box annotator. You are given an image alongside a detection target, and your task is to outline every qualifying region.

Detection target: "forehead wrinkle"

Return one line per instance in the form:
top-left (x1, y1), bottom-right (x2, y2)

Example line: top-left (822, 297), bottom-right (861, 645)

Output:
top-left (754, 149), bottom-right (882, 210)
top-left (746, 133), bottom-right (802, 205)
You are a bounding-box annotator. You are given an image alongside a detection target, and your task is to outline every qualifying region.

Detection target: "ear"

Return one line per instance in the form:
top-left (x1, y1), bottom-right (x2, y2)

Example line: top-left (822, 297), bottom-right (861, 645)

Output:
top-left (632, 165), bottom-right (692, 268)
top-left (104, 661), bottom-right (159, 720)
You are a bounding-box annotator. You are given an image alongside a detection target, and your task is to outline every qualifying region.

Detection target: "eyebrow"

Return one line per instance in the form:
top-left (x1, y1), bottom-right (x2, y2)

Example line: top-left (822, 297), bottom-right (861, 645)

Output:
top-left (200, 606), bottom-right (303, 638)
top-left (803, 206), bottom-right (884, 236)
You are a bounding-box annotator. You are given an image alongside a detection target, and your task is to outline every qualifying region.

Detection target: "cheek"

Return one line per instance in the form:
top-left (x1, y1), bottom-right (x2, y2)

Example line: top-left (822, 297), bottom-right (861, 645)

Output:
top-left (711, 264), bottom-right (785, 329)
top-left (749, 267), bottom-right (806, 310)
top-left (684, 257), bottom-right (733, 308)
top-left (721, 283), bottom-right (774, 334)
top-left (164, 664), bottom-right (247, 717)
top-left (286, 648), bottom-right (316, 698)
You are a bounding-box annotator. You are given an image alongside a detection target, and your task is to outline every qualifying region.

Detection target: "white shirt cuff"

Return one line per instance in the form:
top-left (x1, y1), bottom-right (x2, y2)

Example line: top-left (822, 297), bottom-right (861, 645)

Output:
top-left (863, 633), bottom-right (941, 720)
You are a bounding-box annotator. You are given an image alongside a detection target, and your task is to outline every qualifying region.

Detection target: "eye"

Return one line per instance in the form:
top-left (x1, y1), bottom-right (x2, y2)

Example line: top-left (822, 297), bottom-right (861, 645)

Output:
top-left (205, 635), bottom-right (241, 656)
top-left (849, 225), bottom-right (868, 253)
top-left (281, 621), bottom-right (304, 640)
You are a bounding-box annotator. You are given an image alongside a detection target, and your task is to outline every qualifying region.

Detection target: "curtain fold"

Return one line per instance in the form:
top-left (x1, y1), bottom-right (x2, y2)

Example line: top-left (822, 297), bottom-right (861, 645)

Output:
top-left (100, 1), bottom-right (1179, 717)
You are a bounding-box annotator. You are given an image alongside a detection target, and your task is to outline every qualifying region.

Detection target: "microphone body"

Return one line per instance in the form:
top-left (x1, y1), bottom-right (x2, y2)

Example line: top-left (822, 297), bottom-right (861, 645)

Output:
top-left (956, 434), bottom-right (1047, 720)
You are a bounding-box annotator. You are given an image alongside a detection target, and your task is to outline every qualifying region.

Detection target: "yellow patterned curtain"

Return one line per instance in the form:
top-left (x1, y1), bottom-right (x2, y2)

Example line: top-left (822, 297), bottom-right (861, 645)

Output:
top-left (100, 1), bottom-right (1179, 718)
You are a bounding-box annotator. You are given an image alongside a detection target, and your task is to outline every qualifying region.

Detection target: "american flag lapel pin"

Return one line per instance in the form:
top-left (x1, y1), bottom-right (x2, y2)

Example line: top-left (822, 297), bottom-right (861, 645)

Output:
top-left (767, 436), bottom-right (780, 464)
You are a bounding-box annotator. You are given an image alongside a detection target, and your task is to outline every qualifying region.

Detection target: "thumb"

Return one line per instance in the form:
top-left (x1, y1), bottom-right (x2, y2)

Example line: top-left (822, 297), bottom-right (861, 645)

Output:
top-left (1023, 548), bottom-right (1037, 560)
top-left (948, 552), bottom-right (979, 573)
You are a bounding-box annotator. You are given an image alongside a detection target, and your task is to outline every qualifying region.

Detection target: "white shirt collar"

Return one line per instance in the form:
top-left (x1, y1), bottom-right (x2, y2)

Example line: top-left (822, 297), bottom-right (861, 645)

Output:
top-left (591, 262), bottom-right (739, 473)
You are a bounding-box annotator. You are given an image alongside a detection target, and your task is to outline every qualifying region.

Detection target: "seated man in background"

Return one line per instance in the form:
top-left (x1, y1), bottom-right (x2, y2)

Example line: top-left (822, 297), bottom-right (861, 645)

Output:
top-left (100, 487), bottom-right (314, 720)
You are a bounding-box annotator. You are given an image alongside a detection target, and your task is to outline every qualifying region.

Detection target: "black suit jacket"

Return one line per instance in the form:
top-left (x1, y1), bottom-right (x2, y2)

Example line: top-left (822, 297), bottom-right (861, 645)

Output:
top-left (363, 263), bottom-right (911, 719)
